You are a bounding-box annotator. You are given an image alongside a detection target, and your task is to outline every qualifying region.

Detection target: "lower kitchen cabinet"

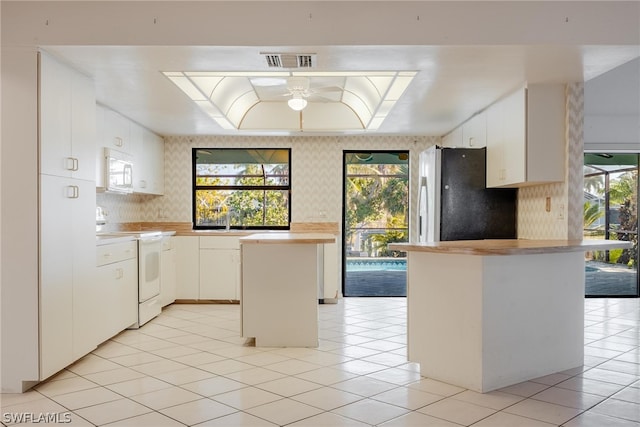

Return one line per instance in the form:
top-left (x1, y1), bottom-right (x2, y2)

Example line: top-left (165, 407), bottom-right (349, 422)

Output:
top-left (95, 240), bottom-right (138, 344)
top-left (174, 236), bottom-right (200, 299)
top-left (39, 174), bottom-right (96, 380)
top-left (160, 236), bottom-right (177, 307)
top-left (199, 236), bottom-right (240, 300)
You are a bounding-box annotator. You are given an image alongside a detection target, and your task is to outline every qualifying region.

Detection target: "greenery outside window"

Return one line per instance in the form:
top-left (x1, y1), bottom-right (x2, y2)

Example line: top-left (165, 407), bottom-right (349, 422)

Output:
top-left (193, 148), bottom-right (291, 229)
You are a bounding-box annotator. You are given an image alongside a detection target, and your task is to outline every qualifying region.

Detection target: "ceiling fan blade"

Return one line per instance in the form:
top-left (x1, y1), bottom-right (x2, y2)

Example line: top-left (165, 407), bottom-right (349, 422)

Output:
top-left (310, 85), bottom-right (344, 93)
top-left (306, 92), bottom-right (342, 102)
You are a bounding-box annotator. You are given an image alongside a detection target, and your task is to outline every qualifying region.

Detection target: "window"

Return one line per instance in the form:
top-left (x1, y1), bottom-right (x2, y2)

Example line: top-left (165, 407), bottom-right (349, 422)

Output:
top-left (193, 148), bottom-right (291, 230)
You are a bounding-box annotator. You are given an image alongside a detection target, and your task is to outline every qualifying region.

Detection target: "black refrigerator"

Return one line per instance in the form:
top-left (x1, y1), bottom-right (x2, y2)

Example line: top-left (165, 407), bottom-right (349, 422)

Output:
top-left (418, 146), bottom-right (517, 242)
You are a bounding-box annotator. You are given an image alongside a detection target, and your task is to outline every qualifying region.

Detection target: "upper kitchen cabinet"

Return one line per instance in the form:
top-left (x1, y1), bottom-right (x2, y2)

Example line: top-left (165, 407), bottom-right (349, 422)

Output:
top-left (441, 112), bottom-right (487, 149)
top-left (40, 52), bottom-right (96, 182)
top-left (441, 126), bottom-right (462, 148)
top-left (96, 106), bottom-right (165, 195)
top-left (96, 104), bottom-right (133, 154)
top-left (132, 125), bottom-right (165, 195)
top-left (461, 112), bottom-right (487, 148)
top-left (486, 84), bottom-right (565, 188)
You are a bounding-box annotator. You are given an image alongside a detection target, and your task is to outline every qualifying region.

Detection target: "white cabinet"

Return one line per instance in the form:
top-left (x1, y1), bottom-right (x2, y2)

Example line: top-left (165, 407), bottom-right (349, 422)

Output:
top-left (199, 237), bottom-right (240, 300)
top-left (133, 126), bottom-right (165, 195)
top-left (97, 106), bottom-right (165, 195)
top-left (160, 236), bottom-right (177, 307)
top-left (96, 104), bottom-right (133, 188)
top-left (441, 126), bottom-right (462, 148)
top-left (441, 112), bottom-right (486, 149)
top-left (174, 236), bottom-right (200, 299)
top-left (95, 241), bottom-right (138, 344)
top-left (39, 53), bottom-right (97, 380)
top-left (98, 104), bottom-right (133, 153)
top-left (461, 112), bottom-right (487, 148)
top-left (40, 52), bottom-right (95, 182)
top-left (39, 168), bottom-right (96, 377)
top-left (486, 84), bottom-right (565, 188)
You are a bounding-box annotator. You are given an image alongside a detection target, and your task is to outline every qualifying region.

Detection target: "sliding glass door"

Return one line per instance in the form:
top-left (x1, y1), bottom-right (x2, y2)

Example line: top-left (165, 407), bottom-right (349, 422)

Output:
top-left (583, 153), bottom-right (638, 297)
top-left (343, 151), bottom-right (409, 297)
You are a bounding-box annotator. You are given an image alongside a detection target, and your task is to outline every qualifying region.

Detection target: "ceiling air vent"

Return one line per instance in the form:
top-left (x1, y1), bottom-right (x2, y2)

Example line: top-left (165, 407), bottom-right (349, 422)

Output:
top-left (263, 53), bottom-right (316, 68)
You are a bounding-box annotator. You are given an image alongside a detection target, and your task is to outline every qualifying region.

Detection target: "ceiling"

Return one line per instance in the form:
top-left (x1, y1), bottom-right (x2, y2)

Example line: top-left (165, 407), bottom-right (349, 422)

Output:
top-left (44, 44), bottom-right (638, 137)
top-left (26, 0), bottom-right (636, 140)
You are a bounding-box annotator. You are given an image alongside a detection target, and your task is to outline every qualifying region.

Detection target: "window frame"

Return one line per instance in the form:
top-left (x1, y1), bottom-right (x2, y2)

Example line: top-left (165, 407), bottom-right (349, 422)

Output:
top-left (192, 147), bottom-right (292, 230)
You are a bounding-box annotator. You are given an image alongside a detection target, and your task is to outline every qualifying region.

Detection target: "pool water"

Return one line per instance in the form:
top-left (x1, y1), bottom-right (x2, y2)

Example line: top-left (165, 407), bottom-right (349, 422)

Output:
top-left (346, 258), bottom-right (407, 272)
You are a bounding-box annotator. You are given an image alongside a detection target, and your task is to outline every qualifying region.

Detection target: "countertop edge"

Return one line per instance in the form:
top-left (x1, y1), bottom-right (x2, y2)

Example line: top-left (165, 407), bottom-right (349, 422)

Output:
top-left (388, 239), bottom-right (633, 255)
top-left (240, 233), bottom-right (336, 244)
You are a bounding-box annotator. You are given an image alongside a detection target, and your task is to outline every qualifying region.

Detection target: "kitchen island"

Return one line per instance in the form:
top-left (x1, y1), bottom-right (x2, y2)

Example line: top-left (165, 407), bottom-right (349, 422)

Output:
top-left (388, 239), bottom-right (632, 393)
top-left (240, 233), bottom-right (336, 347)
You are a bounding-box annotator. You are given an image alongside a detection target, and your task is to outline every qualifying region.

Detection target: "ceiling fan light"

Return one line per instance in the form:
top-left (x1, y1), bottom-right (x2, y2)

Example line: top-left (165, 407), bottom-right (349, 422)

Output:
top-left (287, 96), bottom-right (307, 111)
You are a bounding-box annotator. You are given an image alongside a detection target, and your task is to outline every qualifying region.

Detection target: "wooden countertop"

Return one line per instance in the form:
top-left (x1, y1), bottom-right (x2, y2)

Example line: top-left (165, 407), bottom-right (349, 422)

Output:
top-left (240, 233), bottom-right (336, 244)
top-left (388, 239), bottom-right (633, 256)
top-left (111, 222), bottom-right (339, 237)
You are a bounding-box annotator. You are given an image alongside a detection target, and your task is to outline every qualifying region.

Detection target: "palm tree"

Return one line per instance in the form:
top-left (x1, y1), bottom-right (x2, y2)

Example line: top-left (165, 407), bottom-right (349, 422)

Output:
top-left (584, 201), bottom-right (604, 230)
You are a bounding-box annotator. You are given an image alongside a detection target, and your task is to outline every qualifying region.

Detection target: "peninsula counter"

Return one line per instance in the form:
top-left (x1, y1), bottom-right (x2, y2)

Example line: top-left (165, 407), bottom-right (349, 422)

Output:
top-left (388, 239), bottom-right (632, 393)
top-left (240, 233), bottom-right (336, 347)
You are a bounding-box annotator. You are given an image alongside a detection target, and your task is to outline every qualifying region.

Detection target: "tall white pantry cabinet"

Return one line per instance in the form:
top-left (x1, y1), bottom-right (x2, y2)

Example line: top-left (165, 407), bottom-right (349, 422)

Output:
top-left (39, 52), bottom-right (97, 380)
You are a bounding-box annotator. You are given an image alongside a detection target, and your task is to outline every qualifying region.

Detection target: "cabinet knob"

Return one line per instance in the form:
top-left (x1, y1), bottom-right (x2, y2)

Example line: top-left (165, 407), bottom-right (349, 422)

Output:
top-left (114, 137), bottom-right (123, 147)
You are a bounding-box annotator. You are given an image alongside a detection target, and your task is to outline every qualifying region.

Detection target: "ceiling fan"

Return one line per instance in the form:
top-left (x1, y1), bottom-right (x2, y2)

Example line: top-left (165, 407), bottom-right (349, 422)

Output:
top-left (252, 76), bottom-right (344, 111)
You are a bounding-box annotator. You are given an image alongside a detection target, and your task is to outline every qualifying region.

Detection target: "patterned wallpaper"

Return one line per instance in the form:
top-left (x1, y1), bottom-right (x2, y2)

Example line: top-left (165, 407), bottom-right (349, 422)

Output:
top-left (97, 84), bottom-right (584, 241)
top-left (98, 135), bottom-right (439, 240)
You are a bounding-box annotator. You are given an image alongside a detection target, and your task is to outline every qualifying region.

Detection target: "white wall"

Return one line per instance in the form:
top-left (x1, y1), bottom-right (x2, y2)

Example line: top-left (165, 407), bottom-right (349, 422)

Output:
top-left (584, 58), bottom-right (640, 151)
top-left (1, 48), bottom-right (40, 392)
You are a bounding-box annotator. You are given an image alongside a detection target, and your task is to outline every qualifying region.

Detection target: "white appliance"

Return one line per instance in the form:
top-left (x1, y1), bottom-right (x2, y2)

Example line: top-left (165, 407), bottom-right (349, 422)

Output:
top-left (134, 232), bottom-right (163, 327)
top-left (104, 148), bottom-right (134, 193)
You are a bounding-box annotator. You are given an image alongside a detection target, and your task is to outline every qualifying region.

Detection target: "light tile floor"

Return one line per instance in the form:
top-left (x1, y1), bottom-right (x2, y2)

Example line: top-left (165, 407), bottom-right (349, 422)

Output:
top-left (2, 297), bottom-right (639, 426)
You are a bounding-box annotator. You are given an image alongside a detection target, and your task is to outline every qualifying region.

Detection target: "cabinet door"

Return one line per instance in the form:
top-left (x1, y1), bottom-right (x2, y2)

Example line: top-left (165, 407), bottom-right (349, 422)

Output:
top-left (70, 72), bottom-right (96, 182)
top-left (199, 249), bottom-right (239, 300)
top-left (462, 113), bottom-right (487, 148)
top-left (174, 237), bottom-right (200, 299)
top-left (441, 126), bottom-right (462, 148)
top-left (40, 175), bottom-right (74, 379)
top-left (103, 108), bottom-right (131, 153)
top-left (39, 53), bottom-right (72, 178)
top-left (160, 247), bottom-right (176, 307)
top-left (501, 88), bottom-right (527, 185)
top-left (71, 179), bottom-right (98, 359)
top-left (134, 128), bottom-right (165, 195)
top-left (485, 101), bottom-right (505, 187)
top-left (95, 257), bottom-right (138, 344)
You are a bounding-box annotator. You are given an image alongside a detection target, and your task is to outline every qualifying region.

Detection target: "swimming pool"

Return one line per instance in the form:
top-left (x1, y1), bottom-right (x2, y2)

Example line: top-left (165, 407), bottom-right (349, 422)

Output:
top-left (345, 258), bottom-right (407, 296)
top-left (346, 258), bottom-right (407, 272)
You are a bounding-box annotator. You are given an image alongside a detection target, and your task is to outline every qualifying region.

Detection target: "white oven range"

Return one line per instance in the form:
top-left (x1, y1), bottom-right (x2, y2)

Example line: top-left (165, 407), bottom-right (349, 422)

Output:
top-left (133, 231), bottom-right (163, 327)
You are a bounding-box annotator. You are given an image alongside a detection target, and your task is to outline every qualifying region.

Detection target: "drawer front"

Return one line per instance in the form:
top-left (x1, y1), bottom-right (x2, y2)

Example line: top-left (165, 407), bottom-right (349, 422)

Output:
top-left (97, 241), bottom-right (137, 266)
top-left (199, 236), bottom-right (240, 250)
